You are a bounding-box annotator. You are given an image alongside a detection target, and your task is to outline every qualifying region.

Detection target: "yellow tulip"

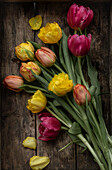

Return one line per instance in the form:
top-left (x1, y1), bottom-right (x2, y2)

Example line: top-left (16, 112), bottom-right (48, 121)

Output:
top-left (26, 90), bottom-right (47, 113)
top-left (15, 41), bottom-right (34, 61)
top-left (22, 137), bottom-right (37, 149)
top-left (38, 22), bottom-right (62, 44)
top-left (30, 156), bottom-right (50, 170)
top-left (20, 62), bottom-right (41, 82)
top-left (48, 73), bottom-right (73, 96)
top-left (29, 15), bottom-right (42, 30)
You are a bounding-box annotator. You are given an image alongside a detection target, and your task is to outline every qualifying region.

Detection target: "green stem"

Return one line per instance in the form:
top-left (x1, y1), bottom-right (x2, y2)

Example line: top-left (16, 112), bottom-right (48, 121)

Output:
top-left (88, 106), bottom-right (101, 137)
top-left (46, 106), bottom-right (70, 128)
top-left (78, 134), bottom-right (105, 170)
top-left (74, 30), bottom-right (77, 34)
top-left (66, 95), bottom-right (86, 131)
top-left (54, 64), bottom-right (64, 73)
top-left (19, 84), bottom-right (47, 92)
top-left (78, 106), bottom-right (107, 168)
top-left (78, 27), bottom-right (83, 35)
top-left (61, 126), bottom-right (69, 131)
top-left (78, 57), bottom-right (87, 87)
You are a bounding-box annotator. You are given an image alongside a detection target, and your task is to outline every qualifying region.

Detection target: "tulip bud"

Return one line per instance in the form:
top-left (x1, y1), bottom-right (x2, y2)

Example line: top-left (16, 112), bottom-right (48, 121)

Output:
top-left (30, 156), bottom-right (50, 170)
top-left (20, 62), bottom-right (41, 82)
top-left (67, 3), bottom-right (93, 30)
top-left (22, 137), bottom-right (37, 150)
top-left (3, 75), bottom-right (24, 92)
top-left (26, 90), bottom-right (47, 113)
top-left (73, 84), bottom-right (91, 105)
top-left (38, 112), bottom-right (61, 141)
top-left (68, 34), bottom-right (92, 57)
top-left (15, 41), bottom-right (34, 61)
top-left (35, 47), bottom-right (56, 67)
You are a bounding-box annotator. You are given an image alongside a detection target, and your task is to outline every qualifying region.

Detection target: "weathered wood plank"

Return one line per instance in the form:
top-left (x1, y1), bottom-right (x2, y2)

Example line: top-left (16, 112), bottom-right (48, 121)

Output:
top-left (109, 3), bottom-right (112, 134)
top-left (2, 0), bottom-right (111, 2)
top-left (77, 2), bottom-right (111, 170)
top-left (1, 3), bottom-right (35, 170)
top-left (34, 2), bottom-right (76, 170)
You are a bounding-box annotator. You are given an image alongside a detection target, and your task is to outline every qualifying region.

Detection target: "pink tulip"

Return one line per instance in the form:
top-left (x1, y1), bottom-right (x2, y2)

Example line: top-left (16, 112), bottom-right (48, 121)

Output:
top-left (3, 75), bottom-right (24, 92)
top-left (35, 47), bottom-right (56, 67)
top-left (73, 84), bottom-right (91, 105)
top-left (38, 112), bottom-right (61, 141)
top-left (67, 3), bottom-right (93, 30)
top-left (68, 34), bottom-right (92, 57)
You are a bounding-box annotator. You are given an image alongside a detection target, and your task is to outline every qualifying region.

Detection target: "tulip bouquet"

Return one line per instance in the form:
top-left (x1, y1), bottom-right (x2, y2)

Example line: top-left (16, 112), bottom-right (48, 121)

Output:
top-left (3, 3), bottom-right (112, 170)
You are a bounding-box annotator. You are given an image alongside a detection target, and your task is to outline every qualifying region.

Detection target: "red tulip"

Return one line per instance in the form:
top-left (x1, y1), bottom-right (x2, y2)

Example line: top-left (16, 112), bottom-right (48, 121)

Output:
top-left (35, 47), bottom-right (56, 67)
top-left (68, 34), bottom-right (92, 57)
top-left (73, 84), bottom-right (91, 105)
top-left (38, 112), bottom-right (61, 141)
top-left (67, 3), bottom-right (93, 30)
top-left (3, 75), bottom-right (24, 92)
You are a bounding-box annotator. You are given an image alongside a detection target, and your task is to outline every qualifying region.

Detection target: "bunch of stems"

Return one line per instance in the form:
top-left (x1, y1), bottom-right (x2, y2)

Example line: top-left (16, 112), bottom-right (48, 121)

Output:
top-left (21, 30), bottom-right (112, 170)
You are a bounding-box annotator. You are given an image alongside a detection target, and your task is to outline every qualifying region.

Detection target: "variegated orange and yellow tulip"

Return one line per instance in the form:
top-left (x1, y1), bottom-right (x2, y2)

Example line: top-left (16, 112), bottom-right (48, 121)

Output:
top-left (20, 62), bottom-right (41, 82)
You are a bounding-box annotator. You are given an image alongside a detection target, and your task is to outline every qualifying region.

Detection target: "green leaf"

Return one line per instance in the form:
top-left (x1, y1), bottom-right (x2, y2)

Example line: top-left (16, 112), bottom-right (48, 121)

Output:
top-left (68, 133), bottom-right (86, 148)
top-left (24, 49), bottom-right (34, 60)
top-left (68, 122), bottom-right (81, 135)
top-left (27, 40), bottom-right (42, 50)
top-left (86, 55), bottom-right (100, 95)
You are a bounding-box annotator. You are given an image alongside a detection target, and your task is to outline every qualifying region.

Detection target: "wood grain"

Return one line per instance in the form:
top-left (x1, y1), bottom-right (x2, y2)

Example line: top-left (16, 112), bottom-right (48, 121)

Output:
top-left (0, 1), bottom-right (112, 170)
top-left (109, 2), bottom-right (112, 134)
top-left (0, 3), bottom-right (35, 170)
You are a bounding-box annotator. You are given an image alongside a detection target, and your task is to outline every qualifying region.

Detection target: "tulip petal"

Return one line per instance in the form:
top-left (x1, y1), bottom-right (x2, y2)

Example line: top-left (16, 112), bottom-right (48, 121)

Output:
top-left (41, 117), bottom-right (61, 131)
top-left (38, 112), bottom-right (53, 121)
top-left (29, 15), bottom-right (42, 30)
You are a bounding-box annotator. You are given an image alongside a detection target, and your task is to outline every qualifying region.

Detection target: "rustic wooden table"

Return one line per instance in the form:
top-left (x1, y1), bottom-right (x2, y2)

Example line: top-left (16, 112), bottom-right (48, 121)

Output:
top-left (0, 0), bottom-right (112, 170)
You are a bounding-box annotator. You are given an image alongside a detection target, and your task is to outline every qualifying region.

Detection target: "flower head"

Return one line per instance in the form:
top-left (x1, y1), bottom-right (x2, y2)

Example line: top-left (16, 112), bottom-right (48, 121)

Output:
top-left (3, 75), bottom-right (24, 92)
top-left (38, 22), bottom-right (62, 44)
top-left (68, 34), bottom-right (92, 57)
top-left (67, 3), bottom-right (93, 30)
top-left (35, 47), bottom-right (56, 67)
top-left (27, 90), bottom-right (47, 113)
top-left (48, 73), bottom-right (73, 96)
top-left (15, 41), bottom-right (34, 61)
top-left (30, 156), bottom-right (50, 170)
top-left (20, 62), bottom-right (41, 82)
top-left (22, 137), bottom-right (37, 149)
top-left (73, 84), bottom-right (91, 105)
top-left (29, 15), bottom-right (42, 30)
top-left (38, 112), bottom-right (61, 141)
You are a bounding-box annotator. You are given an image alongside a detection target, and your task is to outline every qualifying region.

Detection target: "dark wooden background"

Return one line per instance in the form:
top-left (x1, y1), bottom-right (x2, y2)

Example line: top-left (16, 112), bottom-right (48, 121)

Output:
top-left (0, 0), bottom-right (112, 170)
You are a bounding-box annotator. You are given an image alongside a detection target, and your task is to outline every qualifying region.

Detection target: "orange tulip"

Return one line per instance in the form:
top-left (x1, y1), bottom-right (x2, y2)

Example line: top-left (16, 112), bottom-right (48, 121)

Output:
top-left (73, 84), bottom-right (91, 105)
top-left (35, 47), bottom-right (56, 67)
top-left (20, 62), bottom-right (41, 82)
top-left (3, 75), bottom-right (24, 92)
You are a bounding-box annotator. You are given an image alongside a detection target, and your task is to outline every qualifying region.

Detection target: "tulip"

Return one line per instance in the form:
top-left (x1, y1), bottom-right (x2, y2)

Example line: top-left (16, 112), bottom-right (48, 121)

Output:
top-left (48, 72), bottom-right (73, 96)
top-left (67, 3), bottom-right (93, 30)
top-left (35, 47), bottom-right (56, 67)
top-left (73, 84), bottom-right (91, 105)
top-left (15, 41), bottom-right (34, 61)
top-left (30, 156), bottom-right (50, 170)
top-left (26, 90), bottom-right (47, 113)
top-left (20, 62), bottom-right (41, 82)
top-left (22, 137), bottom-right (37, 149)
top-left (38, 112), bottom-right (61, 141)
top-left (38, 22), bottom-right (62, 44)
top-left (68, 34), bottom-right (92, 57)
top-left (3, 75), bottom-right (24, 92)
